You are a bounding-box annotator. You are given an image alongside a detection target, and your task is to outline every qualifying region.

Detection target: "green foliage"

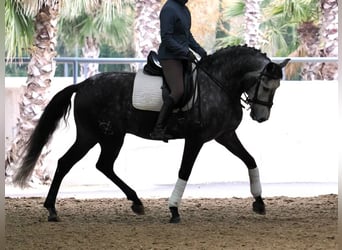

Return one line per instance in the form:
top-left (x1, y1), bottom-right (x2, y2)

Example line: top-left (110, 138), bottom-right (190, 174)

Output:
top-left (261, 0), bottom-right (319, 56)
top-left (5, 0), bottom-right (34, 60)
top-left (217, 0), bottom-right (320, 56)
top-left (215, 0), bottom-right (245, 49)
top-left (6, 0), bottom-right (134, 61)
top-left (6, 0), bottom-right (135, 76)
top-left (223, 1), bottom-right (245, 17)
top-left (5, 64), bottom-right (28, 77)
top-left (6, 0), bottom-right (323, 78)
top-left (53, 44), bottom-right (135, 77)
top-left (98, 44), bottom-right (135, 73)
top-left (216, 36), bottom-right (244, 49)
top-left (58, 3), bottom-right (134, 53)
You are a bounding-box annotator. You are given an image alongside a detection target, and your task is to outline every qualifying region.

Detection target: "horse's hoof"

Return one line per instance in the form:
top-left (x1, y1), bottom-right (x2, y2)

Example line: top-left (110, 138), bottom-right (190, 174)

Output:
top-left (169, 207), bottom-right (180, 223)
top-left (48, 215), bottom-right (60, 222)
top-left (253, 201), bottom-right (266, 215)
top-left (169, 215), bottom-right (181, 224)
top-left (131, 203), bottom-right (145, 215)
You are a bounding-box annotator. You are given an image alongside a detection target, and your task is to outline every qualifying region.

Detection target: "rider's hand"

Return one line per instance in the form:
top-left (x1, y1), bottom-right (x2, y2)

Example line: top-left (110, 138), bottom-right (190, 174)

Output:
top-left (200, 51), bottom-right (207, 58)
top-left (187, 51), bottom-right (197, 63)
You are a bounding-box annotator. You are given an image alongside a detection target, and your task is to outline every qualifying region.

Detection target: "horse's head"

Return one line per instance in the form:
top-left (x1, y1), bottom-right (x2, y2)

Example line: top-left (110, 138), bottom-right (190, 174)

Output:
top-left (245, 58), bottom-right (290, 122)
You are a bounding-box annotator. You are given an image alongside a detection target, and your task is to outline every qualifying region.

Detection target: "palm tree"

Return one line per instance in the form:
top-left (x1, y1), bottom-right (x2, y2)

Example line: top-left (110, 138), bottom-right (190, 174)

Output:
top-left (133, 0), bottom-right (161, 70)
top-left (132, 0), bottom-right (220, 68)
top-left (219, 0), bottom-right (330, 80)
top-left (134, 0), bottom-right (161, 58)
top-left (244, 0), bottom-right (262, 48)
top-left (263, 0), bottom-right (321, 80)
top-left (188, 0), bottom-right (221, 52)
top-left (319, 0), bottom-right (338, 80)
top-left (5, 0), bottom-right (34, 61)
top-left (61, 2), bottom-right (134, 77)
top-left (216, 0), bottom-right (260, 49)
top-left (5, 0), bottom-right (130, 184)
top-left (216, 2), bottom-right (243, 48)
top-left (6, 0), bottom-right (60, 183)
top-left (257, 0), bottom-right (338, 80)
top-left (81, 36), bottom-right (101, 78)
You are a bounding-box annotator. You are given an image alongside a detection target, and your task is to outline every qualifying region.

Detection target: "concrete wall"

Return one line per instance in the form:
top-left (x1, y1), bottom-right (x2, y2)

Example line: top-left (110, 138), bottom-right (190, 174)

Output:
top-left (5, 78), bottom-right (338, 188)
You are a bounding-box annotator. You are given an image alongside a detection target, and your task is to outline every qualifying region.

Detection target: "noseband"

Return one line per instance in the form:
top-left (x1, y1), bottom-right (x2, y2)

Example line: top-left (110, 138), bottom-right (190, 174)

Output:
top-left (245, 74), bottom-right (274, 108)
top-left (243, 65), bottom-right (281, 109)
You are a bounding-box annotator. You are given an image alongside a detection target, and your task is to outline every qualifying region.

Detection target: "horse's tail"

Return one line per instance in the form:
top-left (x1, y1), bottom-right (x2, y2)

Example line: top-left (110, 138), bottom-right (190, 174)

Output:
top-left (13, 84), bottom-right (79, 187)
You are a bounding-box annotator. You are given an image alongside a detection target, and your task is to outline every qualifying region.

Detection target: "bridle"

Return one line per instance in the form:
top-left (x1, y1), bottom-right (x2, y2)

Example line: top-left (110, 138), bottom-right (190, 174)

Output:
top-left (243, 69), bottom-right (279, 109)
top-left (195, 60), bottom-right (278, 109)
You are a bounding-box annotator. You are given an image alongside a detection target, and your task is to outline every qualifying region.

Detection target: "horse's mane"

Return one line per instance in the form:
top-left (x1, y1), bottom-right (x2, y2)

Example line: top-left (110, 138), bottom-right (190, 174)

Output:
top-left (200, 45), bottom-right (270, 78)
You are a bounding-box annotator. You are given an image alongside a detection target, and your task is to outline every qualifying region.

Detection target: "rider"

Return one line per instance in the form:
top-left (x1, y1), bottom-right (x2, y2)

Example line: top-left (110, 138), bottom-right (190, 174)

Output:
top-left (150, 0), bottom-right (207, 141)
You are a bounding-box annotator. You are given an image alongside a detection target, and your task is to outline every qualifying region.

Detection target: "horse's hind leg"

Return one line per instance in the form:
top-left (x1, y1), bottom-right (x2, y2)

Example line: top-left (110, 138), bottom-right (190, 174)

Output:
top-left (44, 138), bottom-right (96, 222)
top-left (215, 131), bottom-right (266, 215)
top-left (96, 136), bottom-right (144, 215)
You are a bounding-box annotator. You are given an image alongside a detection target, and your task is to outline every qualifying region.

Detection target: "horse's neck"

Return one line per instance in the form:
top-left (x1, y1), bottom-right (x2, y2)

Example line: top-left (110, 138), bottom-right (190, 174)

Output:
top-left (224, 69), bottom-right (261, 93)
top-left (200, 52), bottom-right (267, 93)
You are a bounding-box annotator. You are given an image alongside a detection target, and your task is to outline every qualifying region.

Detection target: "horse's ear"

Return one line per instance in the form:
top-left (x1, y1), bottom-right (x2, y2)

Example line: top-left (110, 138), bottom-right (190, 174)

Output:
top-left (264, 62), bottom-right (282, 78)
top-left (279, 58), bottom-right (291, 68)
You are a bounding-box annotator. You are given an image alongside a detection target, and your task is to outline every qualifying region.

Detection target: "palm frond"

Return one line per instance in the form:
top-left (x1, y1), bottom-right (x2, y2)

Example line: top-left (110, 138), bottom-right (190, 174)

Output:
top-left (284, 46), bottom-right (307, 79)
top-left (5, 0), bottom-right (34, 61)
top-left (58, 3), bottom-right (133, 52)
top-left (222, 0), bottom-right (245, 19)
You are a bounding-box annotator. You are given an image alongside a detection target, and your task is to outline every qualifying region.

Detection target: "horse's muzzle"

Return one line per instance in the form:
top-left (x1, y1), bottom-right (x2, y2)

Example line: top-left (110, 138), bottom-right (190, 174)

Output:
top-left (250, 112), bottom-right (268, 123)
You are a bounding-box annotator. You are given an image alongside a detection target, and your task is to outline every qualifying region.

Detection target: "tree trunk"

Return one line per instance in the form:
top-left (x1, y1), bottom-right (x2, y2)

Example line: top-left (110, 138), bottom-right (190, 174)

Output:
top-left (81, 36), bottom-right (101, 78)
top-left (297, 21), bottom-right (322, 80)
top-left (188, 0), bottom-right (220, 53)
top-left (244, 0), bottom-right (261, 48)
top-left (6, 1), bottom-right (59, 185)
top-left (320, 0), bottom-right (338, 80)
top-left (133, 0), bottom-right (220, 68)
top-left (133, 0), bottom-right (161, 70)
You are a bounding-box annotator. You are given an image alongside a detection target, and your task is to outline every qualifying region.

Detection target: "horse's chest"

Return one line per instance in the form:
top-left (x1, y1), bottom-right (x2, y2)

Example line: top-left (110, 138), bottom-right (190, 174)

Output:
top-left (201, 97), bottom-right (242, 132)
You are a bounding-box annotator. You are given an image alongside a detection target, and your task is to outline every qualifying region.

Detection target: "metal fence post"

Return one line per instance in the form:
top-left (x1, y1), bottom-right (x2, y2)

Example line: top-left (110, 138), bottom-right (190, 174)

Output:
top-left (73, 60), bottom-right (78, 84)
top-left (64, 63), bottom-right (68, 77)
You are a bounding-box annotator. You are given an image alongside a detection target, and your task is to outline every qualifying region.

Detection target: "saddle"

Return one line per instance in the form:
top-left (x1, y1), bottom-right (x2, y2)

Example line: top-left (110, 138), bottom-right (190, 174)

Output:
top-left (140, 51), bottom-right (196, 110)
top-left (132, 51), bottom-right (202, 129)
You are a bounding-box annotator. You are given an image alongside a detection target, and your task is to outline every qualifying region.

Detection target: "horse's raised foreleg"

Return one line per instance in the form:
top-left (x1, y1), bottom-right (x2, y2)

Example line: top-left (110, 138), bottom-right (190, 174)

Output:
top-left (44, 138), bottom-right (96, 222)
top-left (169, 139), bottom-right (203, 223)
top-left (96, 136), bottom-right (144, 215)
top-left (215, 131), bottom-right (266, 215)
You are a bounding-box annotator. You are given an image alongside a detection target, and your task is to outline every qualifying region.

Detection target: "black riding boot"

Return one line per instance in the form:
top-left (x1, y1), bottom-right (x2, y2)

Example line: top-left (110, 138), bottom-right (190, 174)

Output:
top-left (150, 97), bottom-right (175, 142)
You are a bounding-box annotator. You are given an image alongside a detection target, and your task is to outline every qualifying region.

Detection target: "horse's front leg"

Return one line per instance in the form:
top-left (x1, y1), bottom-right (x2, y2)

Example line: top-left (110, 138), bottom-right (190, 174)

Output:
top-left (96, 137), bottom-right (145, 215)
top-left (216, 131), bottom-right (266, 215)
top-left (169, 139), bottom-right (203, 223)
top-left (248, 167), bottom-right (266, 215)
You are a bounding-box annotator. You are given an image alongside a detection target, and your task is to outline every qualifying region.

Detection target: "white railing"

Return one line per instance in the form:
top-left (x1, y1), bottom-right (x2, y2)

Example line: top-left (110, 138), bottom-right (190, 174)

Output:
top-left (6, 56), bottom-right (338, 84)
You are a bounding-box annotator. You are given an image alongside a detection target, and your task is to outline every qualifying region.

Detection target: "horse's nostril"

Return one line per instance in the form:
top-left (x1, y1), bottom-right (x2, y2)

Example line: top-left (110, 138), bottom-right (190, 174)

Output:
top-left (251, 113), bottom-right (267, 123)
top-left (257, 117), bottom-right (267, 123)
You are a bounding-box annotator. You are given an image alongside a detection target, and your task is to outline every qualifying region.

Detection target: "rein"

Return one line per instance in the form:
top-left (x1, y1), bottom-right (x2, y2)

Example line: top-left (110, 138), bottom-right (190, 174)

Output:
top-left (194, 60), bottom-right (267, 109)
top-left (194, 60), bottom-right (231, 96)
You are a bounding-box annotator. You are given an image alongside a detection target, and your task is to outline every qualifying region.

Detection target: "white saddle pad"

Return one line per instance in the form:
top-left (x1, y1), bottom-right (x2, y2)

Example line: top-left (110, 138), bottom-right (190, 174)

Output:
top-left (132, 70), bottom-right (164, 111)
top-left (132, 69), bottom-right (197, 112)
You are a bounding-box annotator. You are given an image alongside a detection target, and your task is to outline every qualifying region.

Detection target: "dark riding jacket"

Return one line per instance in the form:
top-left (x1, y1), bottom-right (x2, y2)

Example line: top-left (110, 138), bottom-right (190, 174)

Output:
top-left (158, 0), bottom-right (206, 60)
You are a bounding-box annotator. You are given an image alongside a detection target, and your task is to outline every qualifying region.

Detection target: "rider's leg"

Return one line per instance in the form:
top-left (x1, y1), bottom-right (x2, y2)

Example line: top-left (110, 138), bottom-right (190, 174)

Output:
top-left (150, 60), bottom-right (184, 141)
top-left (150, 95), bottom-right (175, 141)
top-left (161, 59), bottom-right (184, 103)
